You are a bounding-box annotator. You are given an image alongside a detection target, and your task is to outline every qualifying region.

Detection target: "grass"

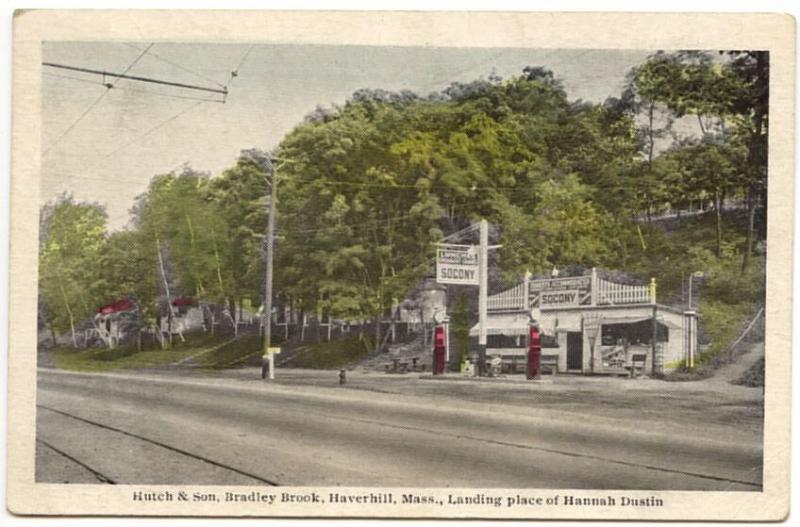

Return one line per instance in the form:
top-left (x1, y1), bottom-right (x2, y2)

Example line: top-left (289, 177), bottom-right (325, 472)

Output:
top-left (51, 332), bottom-right (227, 372)
top-left (49, 331), bottom-right (290, 372)
top-left (664, 300), bottom-right (758, 382)
top-left (287, 334), bottom-right (375, 369)
top-left (194, 335), bottom-right (267, 370)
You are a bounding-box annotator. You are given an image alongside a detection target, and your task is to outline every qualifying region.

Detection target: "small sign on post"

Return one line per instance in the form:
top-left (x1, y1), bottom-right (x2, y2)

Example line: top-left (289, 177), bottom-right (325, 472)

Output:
top-left (262, 347), bottom-right (281, 380)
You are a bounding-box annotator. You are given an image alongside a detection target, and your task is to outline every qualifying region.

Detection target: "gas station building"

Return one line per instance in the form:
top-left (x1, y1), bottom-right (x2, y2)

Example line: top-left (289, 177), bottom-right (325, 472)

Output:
top-left (469, 268), bottom-right (698, 375)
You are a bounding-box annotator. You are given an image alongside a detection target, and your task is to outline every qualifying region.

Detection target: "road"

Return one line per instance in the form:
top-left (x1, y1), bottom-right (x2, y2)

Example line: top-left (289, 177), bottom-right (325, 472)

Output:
top-left (36, 368), bottom-right (762, 490)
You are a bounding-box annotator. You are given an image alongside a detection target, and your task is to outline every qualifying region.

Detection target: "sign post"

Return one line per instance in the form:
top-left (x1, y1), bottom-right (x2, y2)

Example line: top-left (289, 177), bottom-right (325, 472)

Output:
top-left (435, 220), bottom-right (498, 377)
top-left (478, 219), bottom-right (488, 377)
top-left (262, 347), bottom-right (281, 380)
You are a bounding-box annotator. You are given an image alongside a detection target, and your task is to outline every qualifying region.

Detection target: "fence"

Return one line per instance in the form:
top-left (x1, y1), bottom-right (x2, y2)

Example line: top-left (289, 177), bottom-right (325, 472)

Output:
top-left (487, 282), bottom-right (526, 311)
top-left (594, 278), bottom-right (652, 305)
top-left (725, 306), bottom-right (766, 360)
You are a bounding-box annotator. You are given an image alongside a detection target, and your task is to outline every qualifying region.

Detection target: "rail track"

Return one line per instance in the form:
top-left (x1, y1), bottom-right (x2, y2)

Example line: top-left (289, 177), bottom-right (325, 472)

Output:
top-left (36, 404), bottom-right (280, 486)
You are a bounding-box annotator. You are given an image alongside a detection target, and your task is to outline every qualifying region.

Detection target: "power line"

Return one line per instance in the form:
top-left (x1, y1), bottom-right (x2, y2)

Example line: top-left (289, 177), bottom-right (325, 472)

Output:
top-left (283, 213), bottom-right (417, 235)
top-left (227, 45), bottom-right (254, 88)
top-left (109, 83), bottom-right (226, 104)
top-left (99, 100), bottom-right (207, 161)
top-left (122, 42), bottom-right (226, 89)
top-left (42, 61), bottom-right (227, 96)
top-left (43, 71), bottom-right (106, 87)
top-left (43, 43), bottom-right (154, 156)
top-left (45, 70), bottom-right (225, 104)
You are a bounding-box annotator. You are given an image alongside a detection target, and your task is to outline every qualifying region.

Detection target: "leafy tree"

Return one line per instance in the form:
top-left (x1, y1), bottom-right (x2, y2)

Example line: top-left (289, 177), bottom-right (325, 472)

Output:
top-left (39, 194), bottom-right (108, 346)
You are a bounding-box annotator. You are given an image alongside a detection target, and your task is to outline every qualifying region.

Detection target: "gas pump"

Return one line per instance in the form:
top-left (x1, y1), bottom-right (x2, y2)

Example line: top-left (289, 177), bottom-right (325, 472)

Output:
top-left (527, 322), bottom-right (541, 380)
top-left (432, 325), bottom-right (447, 375)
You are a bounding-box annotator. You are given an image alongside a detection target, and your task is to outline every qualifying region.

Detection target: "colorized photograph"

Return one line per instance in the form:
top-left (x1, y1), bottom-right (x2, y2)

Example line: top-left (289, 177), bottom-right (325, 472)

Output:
top-left (34, 42), bottom-right (769, 493)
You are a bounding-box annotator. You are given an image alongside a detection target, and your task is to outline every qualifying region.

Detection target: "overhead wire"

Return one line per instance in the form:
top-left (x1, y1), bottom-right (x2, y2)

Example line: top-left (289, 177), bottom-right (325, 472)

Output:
top-left (122, 42), bottom-right (226, 89)
top-left (99, 100), bottom-right (208, 161)
top-left (44, 71), bottom-right (225, 104)
top-left (43, 43), bottom-right (154, 156)
top-left (226, 44), bottom-right (254, 88)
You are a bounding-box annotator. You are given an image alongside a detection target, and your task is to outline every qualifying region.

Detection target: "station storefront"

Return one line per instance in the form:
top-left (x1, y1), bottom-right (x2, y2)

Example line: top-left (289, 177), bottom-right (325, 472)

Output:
top-left (469, 268), bottom-right (697, 375)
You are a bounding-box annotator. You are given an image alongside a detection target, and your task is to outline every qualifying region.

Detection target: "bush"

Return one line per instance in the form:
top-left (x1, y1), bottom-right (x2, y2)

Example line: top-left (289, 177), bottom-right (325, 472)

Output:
top-left (732, 357), bottom-right (764, 387)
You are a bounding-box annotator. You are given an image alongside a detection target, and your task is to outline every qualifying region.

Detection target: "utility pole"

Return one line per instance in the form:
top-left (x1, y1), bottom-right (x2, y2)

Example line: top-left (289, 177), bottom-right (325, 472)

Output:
top-left (262, 159), bottom-right (277, 380)
top-left (477, 219), bottom-right (488, 377)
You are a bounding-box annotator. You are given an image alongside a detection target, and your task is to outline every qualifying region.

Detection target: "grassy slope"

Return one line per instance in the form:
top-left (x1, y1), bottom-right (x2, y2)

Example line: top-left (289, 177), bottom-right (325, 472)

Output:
top-left (51, 332), bottom-right (288, 372)
top-left (51, 332), bottom-right (222, 372)
top-left (635, 212), bottom-right (764, 376)
top-left (286, 334), bottom-right (376, 369)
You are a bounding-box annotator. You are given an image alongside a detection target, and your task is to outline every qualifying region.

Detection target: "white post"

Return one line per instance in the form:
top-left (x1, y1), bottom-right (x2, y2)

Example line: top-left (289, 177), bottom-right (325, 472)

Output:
top-left (523, 269), bottom-right (531, 310)
top-left (591, 267), bottom-right (597, 306)
top-left (268, 351), bottom-right (275, 380)
top-left (478, 219), bottom-right (488, 377)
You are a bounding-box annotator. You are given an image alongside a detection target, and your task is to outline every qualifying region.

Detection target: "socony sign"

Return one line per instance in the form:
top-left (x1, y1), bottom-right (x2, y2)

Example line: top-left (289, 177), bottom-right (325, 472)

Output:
top-left (539, 289), bottom-right (580, 308)
top-left (436, 244), bottom-right (479, 285)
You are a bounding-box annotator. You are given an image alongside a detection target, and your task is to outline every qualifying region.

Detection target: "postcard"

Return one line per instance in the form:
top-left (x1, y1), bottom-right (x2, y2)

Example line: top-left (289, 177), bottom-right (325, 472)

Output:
top-left (7, 10), bottom-right (794, 520)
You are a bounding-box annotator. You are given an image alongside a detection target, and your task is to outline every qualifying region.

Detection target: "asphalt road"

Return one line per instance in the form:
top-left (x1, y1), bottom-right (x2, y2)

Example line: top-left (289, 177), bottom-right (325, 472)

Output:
top-left (36, 368), bottom-right (762, 490)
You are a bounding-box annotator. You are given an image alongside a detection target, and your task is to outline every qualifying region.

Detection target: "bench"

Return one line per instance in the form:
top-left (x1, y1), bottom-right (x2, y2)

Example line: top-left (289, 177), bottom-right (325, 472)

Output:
top-left (541, 354), bottom-right (559, 375)
top-left (384, 358), bottom-right (411, 374)
top-left (498, 354), bottom-right (559, 375)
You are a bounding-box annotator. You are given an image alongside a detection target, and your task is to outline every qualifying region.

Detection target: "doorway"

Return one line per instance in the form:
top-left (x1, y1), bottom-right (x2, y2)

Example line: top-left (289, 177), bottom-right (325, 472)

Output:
top-left (567, 332), bottom-right (583, 371)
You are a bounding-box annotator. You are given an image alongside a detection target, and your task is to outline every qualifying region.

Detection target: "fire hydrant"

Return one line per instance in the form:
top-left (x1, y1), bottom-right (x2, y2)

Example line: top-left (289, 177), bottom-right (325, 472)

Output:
top-left (339, 369), bottom-right (347, 385)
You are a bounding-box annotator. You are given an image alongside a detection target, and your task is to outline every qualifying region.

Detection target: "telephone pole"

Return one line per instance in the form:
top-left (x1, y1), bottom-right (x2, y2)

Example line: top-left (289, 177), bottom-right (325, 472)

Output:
top-left (262, 159), bottom-right (277, 379)
top-left (477, 219), bottom-right (488, 377)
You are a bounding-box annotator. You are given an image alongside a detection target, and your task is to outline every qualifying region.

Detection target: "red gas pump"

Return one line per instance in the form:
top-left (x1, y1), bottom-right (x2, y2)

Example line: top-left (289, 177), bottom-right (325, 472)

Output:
top-left (527, 323), bottom-right (541, 380)
top-left (433, 325), bottom-right (447, 375)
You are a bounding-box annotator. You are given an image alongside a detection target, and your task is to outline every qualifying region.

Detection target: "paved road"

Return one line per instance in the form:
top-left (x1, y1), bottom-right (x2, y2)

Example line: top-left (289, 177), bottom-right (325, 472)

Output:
top-left (36, 368), bottom-right (762, 490)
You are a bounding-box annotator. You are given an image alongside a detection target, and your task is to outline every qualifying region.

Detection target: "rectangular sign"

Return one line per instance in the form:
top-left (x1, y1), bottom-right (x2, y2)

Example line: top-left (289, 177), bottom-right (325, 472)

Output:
top-left (436, 244), bottom-right (479, 285)
top-left (530, 276), bottom-right (590, 292)
top-left (539, 289), bottom-right (581, 308)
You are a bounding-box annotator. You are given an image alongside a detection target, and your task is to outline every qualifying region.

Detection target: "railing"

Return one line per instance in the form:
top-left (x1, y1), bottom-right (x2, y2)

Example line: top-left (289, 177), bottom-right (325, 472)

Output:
top-left (488, 270), bottom-right (655, 312)
top-left (487, 282), bottom-right (526, 311)
top-left (595, 278), bottom-right (652, 305)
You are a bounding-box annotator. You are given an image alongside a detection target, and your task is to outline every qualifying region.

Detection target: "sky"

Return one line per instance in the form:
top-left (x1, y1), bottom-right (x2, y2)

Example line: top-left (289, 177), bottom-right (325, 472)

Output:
top-left (41, 44), bottom-right (656, 230)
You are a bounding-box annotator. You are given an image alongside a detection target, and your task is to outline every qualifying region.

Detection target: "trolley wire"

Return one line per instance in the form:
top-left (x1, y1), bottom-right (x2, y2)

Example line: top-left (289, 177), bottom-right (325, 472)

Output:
top-left (226, 44), bottom-right (254, 88)
top-left (43, 43), bottom-right (154, 156)
top-left (123, 42), bottom-right (227, 89)
top-left (45, 71), bottom-right (226, 104)
top-left (98, 100), bottom-right (208, 162)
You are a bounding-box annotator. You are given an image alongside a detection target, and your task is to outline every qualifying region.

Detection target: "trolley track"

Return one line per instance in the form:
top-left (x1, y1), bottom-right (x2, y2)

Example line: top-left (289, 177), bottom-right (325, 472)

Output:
top-left (37, 404), bottom-right (280, 486)
top-left (36, 369), bottom-right (763, 489)
top-left (37, 400), bottom-right (760, 489)
top-left (36, 437), bottom-right (117, 484)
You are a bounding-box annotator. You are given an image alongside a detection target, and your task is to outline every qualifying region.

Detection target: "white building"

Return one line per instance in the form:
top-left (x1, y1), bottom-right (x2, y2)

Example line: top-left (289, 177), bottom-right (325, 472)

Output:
top-left (469, 268), bottom-right (698, 375)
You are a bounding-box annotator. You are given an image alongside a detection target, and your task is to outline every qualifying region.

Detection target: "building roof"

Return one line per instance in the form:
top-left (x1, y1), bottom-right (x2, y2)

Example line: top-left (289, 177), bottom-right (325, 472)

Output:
top-left (96, 298), bottom-right (135, 315)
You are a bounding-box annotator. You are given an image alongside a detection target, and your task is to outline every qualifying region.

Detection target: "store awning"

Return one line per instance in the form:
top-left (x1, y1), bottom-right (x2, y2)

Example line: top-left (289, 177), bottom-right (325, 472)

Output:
top-left (469, 313), bottom-right (531, 337)
top-left (600, 315), bottom-right (680, 329)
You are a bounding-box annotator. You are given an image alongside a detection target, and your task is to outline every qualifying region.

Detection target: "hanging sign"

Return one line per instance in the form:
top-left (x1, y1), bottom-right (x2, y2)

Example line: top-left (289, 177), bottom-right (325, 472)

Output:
top-left (436, 244), bottom-right (479, 285)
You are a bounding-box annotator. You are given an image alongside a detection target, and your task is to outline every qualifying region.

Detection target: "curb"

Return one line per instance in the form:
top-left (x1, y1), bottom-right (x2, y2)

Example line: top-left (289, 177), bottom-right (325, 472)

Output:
top-left (418, 374), bottom-right (554, 385)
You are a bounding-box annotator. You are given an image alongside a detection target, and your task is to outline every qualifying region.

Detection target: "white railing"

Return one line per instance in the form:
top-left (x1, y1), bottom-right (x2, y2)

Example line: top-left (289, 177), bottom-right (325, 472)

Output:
top-left (595, 278), bottom-right (652, 305)
top-left (487, 282), bottom-right (526, 311)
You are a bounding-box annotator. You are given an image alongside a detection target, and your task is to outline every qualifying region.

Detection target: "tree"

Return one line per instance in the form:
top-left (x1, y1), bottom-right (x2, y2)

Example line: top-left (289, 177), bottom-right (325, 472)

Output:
top-left (450, 292), bottom-right (471, 364)
top-left (39, 194), bottom-right (108, 346)
top-left (725, 51), bottom-right (769, 271)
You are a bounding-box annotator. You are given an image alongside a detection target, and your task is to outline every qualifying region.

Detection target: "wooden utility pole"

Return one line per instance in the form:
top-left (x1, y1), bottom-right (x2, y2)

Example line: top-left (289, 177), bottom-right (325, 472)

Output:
top-left (262, 160), bottom-right (277, 379)
top-left (477, 219), bottom-right (488, 377)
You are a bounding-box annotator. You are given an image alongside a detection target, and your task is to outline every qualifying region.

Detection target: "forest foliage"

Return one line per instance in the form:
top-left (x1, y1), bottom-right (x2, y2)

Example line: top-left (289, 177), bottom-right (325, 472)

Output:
top-left (38, 51), bottom-right (768, 348)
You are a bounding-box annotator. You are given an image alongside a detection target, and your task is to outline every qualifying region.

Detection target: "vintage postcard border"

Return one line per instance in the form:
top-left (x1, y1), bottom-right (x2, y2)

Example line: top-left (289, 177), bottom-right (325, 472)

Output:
top-left (8, 10), bottom-right (795, 519)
